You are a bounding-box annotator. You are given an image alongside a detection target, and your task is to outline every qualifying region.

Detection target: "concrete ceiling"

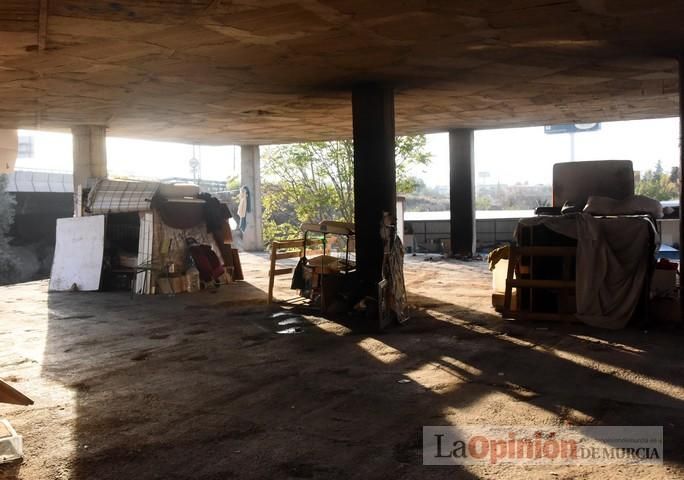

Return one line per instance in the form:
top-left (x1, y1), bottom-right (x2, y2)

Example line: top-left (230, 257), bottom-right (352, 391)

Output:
top-left (0, 0), bottom-right (681, 144)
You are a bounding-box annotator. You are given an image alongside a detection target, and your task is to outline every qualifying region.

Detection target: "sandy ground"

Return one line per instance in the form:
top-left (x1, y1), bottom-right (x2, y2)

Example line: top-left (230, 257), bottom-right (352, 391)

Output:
top-left (1, 252), bottom-right (683, 479)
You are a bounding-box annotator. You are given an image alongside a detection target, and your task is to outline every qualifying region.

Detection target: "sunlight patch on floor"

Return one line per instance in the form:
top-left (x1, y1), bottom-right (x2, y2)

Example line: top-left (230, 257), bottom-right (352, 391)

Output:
top-left (546, 347), bottom-right (684, 403)
top-left (311, 319), bottom-right (352, 336)
top-left (440, 356), bottom-right (483, 377)
top-left (568, 334), bottom-right (645, 354)
top-left (1, 289), bottom-right (78, 480)
top-left (405, 362), bottom-right (466, 394)
top-left (428, 309), bottom-right (684, 404)
top-left (356, 337), bottom-right (407, 364)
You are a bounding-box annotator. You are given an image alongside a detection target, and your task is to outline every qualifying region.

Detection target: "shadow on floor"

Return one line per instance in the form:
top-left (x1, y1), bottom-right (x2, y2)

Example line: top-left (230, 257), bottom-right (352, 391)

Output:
top-left (4, 282), bottom-right (683, 479)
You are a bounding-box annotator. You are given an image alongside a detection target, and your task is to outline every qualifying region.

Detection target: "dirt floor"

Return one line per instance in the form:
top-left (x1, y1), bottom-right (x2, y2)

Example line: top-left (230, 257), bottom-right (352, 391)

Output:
top-left (1, 252), bottom-right (683, 479)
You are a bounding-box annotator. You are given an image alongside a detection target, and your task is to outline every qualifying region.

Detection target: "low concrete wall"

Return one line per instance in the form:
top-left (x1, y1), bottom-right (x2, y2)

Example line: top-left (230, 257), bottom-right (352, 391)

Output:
top-left (406, 217), bottom-right (520, 253)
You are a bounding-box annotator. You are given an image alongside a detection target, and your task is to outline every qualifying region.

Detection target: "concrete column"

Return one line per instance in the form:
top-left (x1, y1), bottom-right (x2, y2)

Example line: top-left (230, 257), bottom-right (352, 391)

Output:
top-left (240, 145), bottom-right (263, 251)
top-left (396, 196), bottom-right (405, 245)
top-left (449, 129), bottom-right (476, 256)
top-left (0, 130), bottom-right (18, 174)
top-left (71, 125), bottom-right (107, 191)
top-left (352, 84), bottom-right (396, 296)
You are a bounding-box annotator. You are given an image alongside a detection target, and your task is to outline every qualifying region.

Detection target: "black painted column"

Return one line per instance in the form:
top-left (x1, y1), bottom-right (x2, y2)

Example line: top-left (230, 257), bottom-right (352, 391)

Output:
top-left (678, 55), bottom-right (683, 318)
top-left (449, 129), bottom-right (476, 256)
top-left (352, 84), bottom-right (396, 295)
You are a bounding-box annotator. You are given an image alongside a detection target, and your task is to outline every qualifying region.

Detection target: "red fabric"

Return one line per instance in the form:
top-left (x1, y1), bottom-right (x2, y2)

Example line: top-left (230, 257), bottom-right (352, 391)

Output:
top-left (189, 245), bottom-right (224, 282)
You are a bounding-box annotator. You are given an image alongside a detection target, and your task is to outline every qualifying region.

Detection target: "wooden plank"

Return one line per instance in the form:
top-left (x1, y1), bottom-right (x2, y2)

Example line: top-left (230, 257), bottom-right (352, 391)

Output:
top-left (272, 239), bottom-right (304, 249)
top-left (231, 248), bottom-right (244, 281)
top-left (271, 267), bottom-right (293, 276)
top-left (561, 254), bottom-right (572, 314)
top-left (274, 251), bottom-right (302, 260)
top-left (510, 279), bottom-right (575, 289)
top-left (0, 378), bottom-right (33, 406)
top-left (268, 242), bottom-right (277, 304)
top-left (508, 312), bottom-right (576, 322)
top-left (503, 249), bottom-right (517, 314)
top-left (513, 246), bottom-right (576, 256)
top-left (504, 245), bottom-right (578, 320)
top-left (320, 220), bottom-right (354, 234)
top-left (301, 222), bottom-right (354, 235)
top-left (272, 238), bottom-right (322, 249)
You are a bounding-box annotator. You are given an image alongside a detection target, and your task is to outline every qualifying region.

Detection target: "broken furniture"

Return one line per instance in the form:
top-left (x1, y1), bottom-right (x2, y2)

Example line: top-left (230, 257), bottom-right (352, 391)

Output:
top-left (267, 237), bottom-right (323, 304)
top-left (503, 245), bottom-right (577, 322)
top-left (299, 221), bottom-right (356, 312)
top-left (135, 260), bottom-right (182, 295)
top-left (501, 160), bottom-right (660, 328)
top-left (0, 377), bottom-right (33, 464)
top-left (0, 379), bottom-right (33, 407)
top-left (268, 221), bottom-right (355, 310)
top-left (0, 419), bottom-right (23, 464)
top-left (50, 179), bottom-right (235, 294)
top-left (490, 245), bottom-right (514, 311)
top-left (378, 213), bottom-right (409, 327)
top-left (132, 238), bottom-right (173, 296)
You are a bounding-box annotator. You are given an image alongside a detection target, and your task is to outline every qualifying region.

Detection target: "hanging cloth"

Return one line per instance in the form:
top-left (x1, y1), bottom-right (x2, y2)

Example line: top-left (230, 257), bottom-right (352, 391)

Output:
top-left (291, 231), bottom-right (308, 290)
top-left (237, 186), bottom-right (251, 232)
top-left (188, 244), bottom-right (224, 283)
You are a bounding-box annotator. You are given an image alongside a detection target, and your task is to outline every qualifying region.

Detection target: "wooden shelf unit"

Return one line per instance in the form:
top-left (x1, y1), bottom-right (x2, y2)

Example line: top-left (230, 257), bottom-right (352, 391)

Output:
top-left (503, 245), bottom-right (577, 322)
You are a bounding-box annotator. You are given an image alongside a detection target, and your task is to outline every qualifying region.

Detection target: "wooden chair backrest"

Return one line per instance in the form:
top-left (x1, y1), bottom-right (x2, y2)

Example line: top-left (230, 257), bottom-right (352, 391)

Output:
top-left (267, 237), bottom-right (323, 304)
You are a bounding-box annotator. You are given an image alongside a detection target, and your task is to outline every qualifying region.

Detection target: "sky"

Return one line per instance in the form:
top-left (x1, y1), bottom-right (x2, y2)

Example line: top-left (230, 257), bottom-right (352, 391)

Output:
top-left (15, 131), bottom-right (241, 182)
top-left (14, 116), bottom-right (681, 187)
top-left (421, 117), bottom-right (680, 186)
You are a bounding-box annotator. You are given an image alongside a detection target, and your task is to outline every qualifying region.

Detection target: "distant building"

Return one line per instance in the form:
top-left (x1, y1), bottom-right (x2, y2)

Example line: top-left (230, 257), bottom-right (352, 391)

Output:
top-left (160, 177), bottom-right (231, 195)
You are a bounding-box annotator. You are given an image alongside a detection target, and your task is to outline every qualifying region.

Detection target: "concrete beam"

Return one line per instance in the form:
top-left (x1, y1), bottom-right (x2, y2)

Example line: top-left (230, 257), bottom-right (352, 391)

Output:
top-left (449, 129), bottom-right (476, 256)
top-left (71, 125), bottom-right (106, 192)
top-left (352, 84), bottom-right (396, 297)
top-left (239, 145), bottom-right (263, 251)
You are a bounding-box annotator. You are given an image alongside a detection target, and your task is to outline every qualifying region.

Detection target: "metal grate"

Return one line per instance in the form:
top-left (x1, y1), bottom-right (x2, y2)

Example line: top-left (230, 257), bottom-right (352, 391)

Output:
top-left (87, 179), bottom-right (159, 214)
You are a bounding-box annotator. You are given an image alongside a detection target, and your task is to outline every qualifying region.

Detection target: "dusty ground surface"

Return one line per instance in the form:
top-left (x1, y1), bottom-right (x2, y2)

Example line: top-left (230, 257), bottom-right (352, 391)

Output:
top-left (1, 252), bottom-right (683, 480)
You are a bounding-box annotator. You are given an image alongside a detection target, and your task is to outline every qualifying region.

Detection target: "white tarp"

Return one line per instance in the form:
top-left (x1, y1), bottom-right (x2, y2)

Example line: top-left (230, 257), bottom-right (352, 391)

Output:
top-left (87, 179), bottom-right (159, 214)
top-left (49, 215), bottom-right (105, 291)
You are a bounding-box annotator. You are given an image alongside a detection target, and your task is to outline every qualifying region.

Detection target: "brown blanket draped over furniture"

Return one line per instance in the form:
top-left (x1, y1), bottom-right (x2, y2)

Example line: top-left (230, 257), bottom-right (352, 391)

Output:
top-left (515, 213), bottom-right (658, 329)
top-left (501, 160), bottom-right (662, 329)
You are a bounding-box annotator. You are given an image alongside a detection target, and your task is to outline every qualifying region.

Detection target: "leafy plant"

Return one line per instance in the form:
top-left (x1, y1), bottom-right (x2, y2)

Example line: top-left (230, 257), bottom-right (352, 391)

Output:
top-left (0, 174), bottom-right (20, 285)
top-left (261, 136), bottom-right (430, 244)
top-left (636, 161), bottom-right (679, 201)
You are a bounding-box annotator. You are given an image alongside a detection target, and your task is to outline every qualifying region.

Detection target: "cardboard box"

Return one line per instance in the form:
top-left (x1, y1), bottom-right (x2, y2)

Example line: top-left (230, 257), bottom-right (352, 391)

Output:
top-left (650, 297), bottom-right (680, 323)
top-left (157, 276), bottom-right (185, 294)
top-left (492, 293), bottom-right (517, 312)
top-left (652, 269), bottom-right (677, 297)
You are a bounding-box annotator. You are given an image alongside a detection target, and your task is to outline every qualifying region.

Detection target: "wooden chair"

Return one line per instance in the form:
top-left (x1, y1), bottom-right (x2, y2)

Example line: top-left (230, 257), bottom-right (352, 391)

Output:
top-left (267, 237), bottom-right (323, 304)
